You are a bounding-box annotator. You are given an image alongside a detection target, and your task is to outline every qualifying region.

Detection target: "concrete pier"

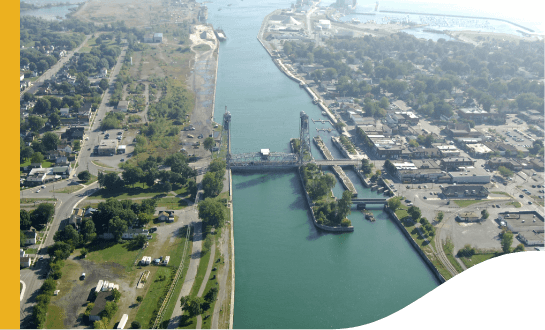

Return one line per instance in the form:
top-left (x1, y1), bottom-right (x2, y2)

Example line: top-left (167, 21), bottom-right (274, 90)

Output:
top-left (313, 137), bottom-right (357, 196)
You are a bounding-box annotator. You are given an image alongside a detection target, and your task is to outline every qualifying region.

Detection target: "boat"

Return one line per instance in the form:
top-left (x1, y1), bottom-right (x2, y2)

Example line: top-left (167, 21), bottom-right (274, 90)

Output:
top-left (214, 28), bottom-right (227, 41)
top-left (218, 8), bottom-right (222, 11)
top-left (322, 111), bottom-right (327, 115)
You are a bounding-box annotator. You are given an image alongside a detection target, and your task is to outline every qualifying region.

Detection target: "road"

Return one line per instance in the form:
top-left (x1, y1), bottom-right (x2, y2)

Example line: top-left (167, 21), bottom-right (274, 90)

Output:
top-left (21, 35), bottom-right (92, 99)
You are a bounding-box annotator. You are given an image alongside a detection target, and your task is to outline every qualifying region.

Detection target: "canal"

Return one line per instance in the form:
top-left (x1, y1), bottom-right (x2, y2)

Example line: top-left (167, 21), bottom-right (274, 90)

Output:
top-left (205, 0), bottom-right (439, 328)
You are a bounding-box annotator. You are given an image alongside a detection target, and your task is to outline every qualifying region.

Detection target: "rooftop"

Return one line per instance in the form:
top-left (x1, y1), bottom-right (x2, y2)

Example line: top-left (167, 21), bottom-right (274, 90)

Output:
top-left (459, 107), bottom-right (489, 114)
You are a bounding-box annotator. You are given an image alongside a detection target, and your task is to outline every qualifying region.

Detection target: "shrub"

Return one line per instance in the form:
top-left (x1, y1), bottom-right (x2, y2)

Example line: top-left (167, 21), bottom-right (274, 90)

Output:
top-left (340, 218), bottom-right (352, 227)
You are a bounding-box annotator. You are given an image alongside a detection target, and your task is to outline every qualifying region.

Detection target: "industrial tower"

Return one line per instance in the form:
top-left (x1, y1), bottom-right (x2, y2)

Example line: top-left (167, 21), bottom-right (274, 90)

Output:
top-left (299, 111), bottom-right (311, 163)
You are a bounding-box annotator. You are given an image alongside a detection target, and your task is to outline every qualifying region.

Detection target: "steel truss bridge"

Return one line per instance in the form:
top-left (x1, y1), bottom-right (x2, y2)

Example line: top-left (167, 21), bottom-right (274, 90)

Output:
top-left (227, 152), bottom-right (361, 169)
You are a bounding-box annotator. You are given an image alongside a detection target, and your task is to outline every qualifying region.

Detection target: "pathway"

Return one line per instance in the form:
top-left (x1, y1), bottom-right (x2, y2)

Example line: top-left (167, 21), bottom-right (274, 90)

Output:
top-left (196, 243), bottom-right (216, 329)
top-left (211, 227), bottom-right (230, 329)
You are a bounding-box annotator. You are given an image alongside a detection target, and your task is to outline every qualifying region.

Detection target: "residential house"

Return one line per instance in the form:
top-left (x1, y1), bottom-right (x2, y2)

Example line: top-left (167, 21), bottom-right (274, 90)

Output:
top-left (121, 228), bottom-right (149, 240)
top-left (24, 231), bottom-right (37, 245)
top-left (21, 250), bottom-right (31, 268)
top-left (55, 156), bottom-right (69, 166)
top-left (117, 100), bottom-right (129, 112)
top-left (69, 208), bottom-right (84, 228)
top-left (157, 211), bottom-right (175, 222)
top-left (61, 127), bottom-right (85, 141)
top-left (60, 108), bottom-right (70, 117)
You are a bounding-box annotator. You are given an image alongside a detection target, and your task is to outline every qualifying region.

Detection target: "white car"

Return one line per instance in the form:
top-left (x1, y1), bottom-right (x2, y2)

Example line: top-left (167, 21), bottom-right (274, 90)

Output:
top-left (36, 189), bottom-right (40, 193)
top-left (41, 185), bottom-right (46, 188)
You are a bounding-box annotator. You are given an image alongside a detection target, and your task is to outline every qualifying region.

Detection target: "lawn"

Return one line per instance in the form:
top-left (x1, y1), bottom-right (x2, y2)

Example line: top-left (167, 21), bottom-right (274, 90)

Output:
top-left (490, 191), bottom-right (511, 197)
top-left (87, 185), bottom-right (167, 200)
top-left (442, 239), bottom-right (464, 274)
top-left (156, 197), bottom-right (188, 210)
top-left (133, 267), bottom-right (173, 329)
top-left (51, 184), bottom-right (84, 194)
top-left (507, 201), bottom-right (522, 208)
top-left (92, 160), bottom-right (114, 168)
top-left (20, 198), bottom-right (56, 204)
top-left (453, 199), bottom-right (487, 207)
top-left (80, 174), bottom-right (98, 185)
top-left (174, 185), bottom-right (189, 196)
top-left (193, 44), bottom-right (211, 51)
top-left (25, 248), bottom-right (37, 254)
top-left (45, 304), bottom-right (66, 329)
top-left (459, 253), bottom-right (496, 269)
top-left (21, 159), bottom-right (53, 168)
top-left (85, 241), bottom-right (142, 271)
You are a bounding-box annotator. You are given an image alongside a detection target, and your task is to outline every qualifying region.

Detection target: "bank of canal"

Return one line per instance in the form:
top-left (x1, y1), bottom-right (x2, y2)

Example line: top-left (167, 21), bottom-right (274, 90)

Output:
top-left (206, 0), bottom-right (439, 328)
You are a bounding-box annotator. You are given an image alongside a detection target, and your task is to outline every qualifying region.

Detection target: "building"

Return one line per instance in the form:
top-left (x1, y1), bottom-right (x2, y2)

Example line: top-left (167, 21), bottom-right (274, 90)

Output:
top-left (456, 212), bottom-right (481, 222)
top-left (487, 158), bottom-right (522, 171)
top-left (529, 158), bottom-right (544, 171)
top-left (141, 256), bottom-right (152, 265)
top-left (117, 145), bottom-right (126, 154)
top-left (69, 208), bottom-right (84, 228)
top-left (484, 142), bottom-right (518, 157)
top-left (21, 249), bottom-right (31, 268)
top-left (97, 140), bottom-right (118, 156)
top-left (157, 211), bottom-right (175, 222)
top-left (61, 127), bottom-right (85, 141)
top-left (448, 171), bottom-right (490, 184)
top-left (24, 231), bottom-right (37, 245)
top-left (499, 212), bottom-right (544, 232)
top-left (458, 107), bottom-right (492, 122)
top-left (57, 144), bottom-right (72, 153)
top-left (441, 185), bottom-right (489, 198)
top-left (437, 145), bottom-right (461, 157)
top-left (445, 123), bottom-right (482, 138)
top-left (317, 19), bottom-right (331, 29)
top-left (467, 143), bottom-right (493, 157)
top-left (89, 291), bottom-right (114, 321)
top-left (441, 157), bottom-right (475, 171)
top-left (117, 100), bottom-right (129, 112)
top-left (121, 228), bottom-right (149, 240)
top-left (143, 34), bottom-right (154, 42)
top-left (60, 108), bottom-right (70, 117)
top-left (117, 314), bottom-right (129, 329)
top-left (153, 33), bottom-right (163, 42)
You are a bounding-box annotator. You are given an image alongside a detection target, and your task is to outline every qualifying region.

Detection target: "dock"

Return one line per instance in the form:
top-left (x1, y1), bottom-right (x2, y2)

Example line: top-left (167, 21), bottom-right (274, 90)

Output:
top-left (312, 119), bottom-right (333, 125)
top-left (313, 137), bottom-right (357, 197)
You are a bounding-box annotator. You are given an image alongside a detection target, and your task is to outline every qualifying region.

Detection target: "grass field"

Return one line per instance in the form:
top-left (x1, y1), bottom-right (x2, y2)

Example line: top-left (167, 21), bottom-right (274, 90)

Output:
top-left (45, 304), bottom-right (66, 329)
top-left (156, 197), bottom-right (188, 210)
top-left (133, 267), bottom-right (173, 328)
top-left (453, 199), bottom-right (487, 207)
top-left (21, 159), bottom-right (53, 168)
top-left (92, 160), bottom-right (114, 168)
top-left (442, 239), bottom-right (464, 274)
top-left (85, 241), bottom-right (142, 271)
top-left (51, 184), bottom-right (84, 194)
top-left (87, 185), bottom-right (167, 200)
top-left (80, 174), bottom-right (98, 185)
top-left (459, 253), bottom-right (496, 269)
top-left (507, 201), bottom-right (522, 208)
top-left (490, 191), bottom-right (511, 197)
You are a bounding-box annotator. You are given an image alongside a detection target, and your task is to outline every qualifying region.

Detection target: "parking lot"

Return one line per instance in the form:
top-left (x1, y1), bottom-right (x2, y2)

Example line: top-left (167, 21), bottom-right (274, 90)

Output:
top-left (91, 128), bottom-right (138, 168)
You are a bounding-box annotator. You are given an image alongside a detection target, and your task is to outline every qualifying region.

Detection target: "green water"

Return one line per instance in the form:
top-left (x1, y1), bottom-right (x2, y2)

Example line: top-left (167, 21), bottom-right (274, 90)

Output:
top-left (206, 0), bottom-right (439, 328)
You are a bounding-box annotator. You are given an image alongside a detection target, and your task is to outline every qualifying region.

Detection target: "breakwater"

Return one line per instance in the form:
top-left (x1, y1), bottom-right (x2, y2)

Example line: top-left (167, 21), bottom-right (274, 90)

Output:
top-left (379, 10), bottom-right (534, 32)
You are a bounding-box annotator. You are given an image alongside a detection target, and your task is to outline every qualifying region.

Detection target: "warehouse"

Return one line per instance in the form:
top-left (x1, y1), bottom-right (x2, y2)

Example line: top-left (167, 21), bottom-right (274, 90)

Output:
top-left (448, 172), bottom-right (491, 184)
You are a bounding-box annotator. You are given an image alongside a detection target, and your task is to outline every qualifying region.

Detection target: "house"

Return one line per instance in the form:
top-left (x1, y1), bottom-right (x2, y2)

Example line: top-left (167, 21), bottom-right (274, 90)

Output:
top-left (55, 156), bottom-right (69, 166)
top-left (157, 211), bottom-right (175, 222)
top-left (153, 33), bottom-right (163, 43)
top-left (99, 67), bottom-right (108, 77)
top-left (69, 208), bottom-right (84, 228)
top-left (117, 100), bottom-right (129, 112)
top-left (25, 169), bottom-right (49, 185)
top-left (85, 208), bottom-right (97, 217)
top-left (24, 231), bottom-right (37, 245)
top-left (121, 228), bottom-right (149, 240)
top-left (61, 127), bottom-right (85, 141)
top-left (89, 291), bottom-right (114, 321)
top-left (143, 34), bottom-right (154, 43)
top-left (60, 108), bottom-right (70, 117)
top-left (21, 250), bottom-right (31, 268)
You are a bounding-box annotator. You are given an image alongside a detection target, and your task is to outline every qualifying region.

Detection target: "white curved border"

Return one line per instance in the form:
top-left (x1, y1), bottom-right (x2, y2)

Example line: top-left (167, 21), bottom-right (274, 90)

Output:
top-left (20, 280), bottom-right (26, 302)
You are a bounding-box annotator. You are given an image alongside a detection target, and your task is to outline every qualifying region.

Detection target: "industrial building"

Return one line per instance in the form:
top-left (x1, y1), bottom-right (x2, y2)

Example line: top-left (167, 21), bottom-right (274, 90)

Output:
top-left (448, 171), bottom-right (491, 184)
top-left (117, 145), bottom-right (126, 154)
top-left (467, 143), bottom-right (493, 157)
top-left (498, 211), bottom-right (544, 246)
top-left (441, 185), bottom-right (489, 198)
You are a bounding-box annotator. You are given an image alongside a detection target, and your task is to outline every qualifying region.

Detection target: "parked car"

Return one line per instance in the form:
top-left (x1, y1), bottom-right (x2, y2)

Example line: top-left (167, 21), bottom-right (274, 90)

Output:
top-left (520, 194), bottom-right (524, 198)
top-left (36, 189), bottom-right (40, 193)
top-left (528, 201), bottom-right (533, 205)
top-left (496, 204), bottom-right (500, 208)
top-left (120, 159), bottom-right (124, 162)
top-left (81, 273), bottom-right (86, 280)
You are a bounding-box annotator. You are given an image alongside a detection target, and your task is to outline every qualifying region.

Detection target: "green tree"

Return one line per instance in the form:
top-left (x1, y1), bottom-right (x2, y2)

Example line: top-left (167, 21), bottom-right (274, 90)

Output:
top-left (27, 115), bottom-right (46, 132)
top-left (21, 146), bottom-right (34, 162)
top-left (48, 112), bottom-right (61, 128)
top-left (387, 198), bottom-right (401, 212)
top-left (99, 78), bottom-right (109, 91)
top-left (204, 287), bottom-right (218, 303)
top-left (112, 288), bottom-right (121, 302)
top-left (122, 166), bottom-right (143, 187)
top-left (137, 213), bottom-right (153, 227)
top-left (408, 139), bottom-right (419, 148)
top-left (30, 152), bottom-right (44, 164)
top-left (81, 218), bottom-right (96, 243)
top-left (202, 171), bottom-right (223, 198)
top-left (103, 172), bottom-right (124, 190)
top-left (78, 170), bottom-right (92, 182)
top-left (31, 203), bottom-right (55, 230)
top-left (408, 206), bottom-right (421, 221)
top-left (136, 296), bottom-right (143, 304)
top-left (436, 211), bottom-right (444, 223)
top-left (21, 209), bottom-right (32, 230)
top-left (48, 241), bottom-right (73, 260)
top-left (198, 198), bottom-right (226, 228)
top-left (33, 98), bottom-right (51, 114)
top-left (42, 132), bottom-right (60, 151)
top-left (481, 209), bottom-right (489, 219)
top-left (498, 166), bottom-right (514, 178)
top-left (131, 321), bottom-right (141, 329)
top-left (109, 216), bottom-right (128, 241)
top-left (501, 231), bottom-right (514, 254)
top-left (513, 244), bottom-right (525, 252)
top-left (186, 297), bottom-right (204, 317)
top-left (337, 190), bottom-right (353, 223)
top-left (361, 158), bottom-right (373, 175)
top-left (80, 247), bottom-right (88, 258)
top-left (53, 224), bottom-right (81, 248)
top-left (203, 137), bottom-right (215, 153)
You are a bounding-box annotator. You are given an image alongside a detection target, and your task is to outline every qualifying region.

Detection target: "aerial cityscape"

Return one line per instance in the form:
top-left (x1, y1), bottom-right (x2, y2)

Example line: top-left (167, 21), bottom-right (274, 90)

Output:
top-left (18, 0), bottom-right (543, 329)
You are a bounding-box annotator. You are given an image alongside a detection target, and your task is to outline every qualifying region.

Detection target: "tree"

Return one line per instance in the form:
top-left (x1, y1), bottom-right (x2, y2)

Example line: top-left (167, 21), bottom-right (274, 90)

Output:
top-left (78, 170), bottom-right (92, 182)
top-left (436, 212), bottom-right (444, 223)
top-left (162, 182), bottom-right (172, 193)
top-left (27, 115), bottom-right (46, 132)
top-left (53, 224), bottom-right (81, 248)
top-left (208, 158), bottom-right (226, 174)
top-left (501, 231), bottom-right (513, 254)
top-left (33, 98), bottom-right (51, 114)
top-left (122, 166), bottom-right (143, 187)
top-left (458, 244), bottom-right (476, 257)
top-left (361, 158), bottom-right (373, 176)
top-left (337, 190), bottom-right (352, 223)
top-left (481, 209), bottom-right (489, 219)
top-left (387, 198), bottom-right (401, 212)
top-left (202, 172), bottom-right (223, 198)
top-left (21, 146), bottom-right (34, 162)
top-left (112, 288), bottom-right (121, 302)
top-left (99, 78), bottom-right (109, 91)
top-left (31, 203), bottom-right (55, 230)
top-left (109, 216), bottom-right (128, 241)
top-left (48, 112), bottom-right (61, 128)
top-left (204, 287), bottom-right (218, 303)
top-left (21, 209), bottom-right (32, 230)
top-left (136, 296), bottom-right (143, 304)
top-left (94, 320), bottom-right (107, 329)
top-left (140, 199), bottom-right (157, 215)
top-left (137, 213), bottom-right (153, 227)
top-left (81, 218), bottom-right (97, 243)
top-left (48, 241), bottom-right (73, 260)
top-left (131, 321), bottom-right (141, 329)
top-left (203, 137), bottom-right (215, 153)
top-left (80, 247), bottom-right (89, 258)
top-left (30, 152), bottom-right (44, 164)
top-left (513, 244), bottom-right (525, 252)
top-left (186, 297), bottom-right (204, 317)
top-left (497, 166), bottom-right (514, 178)
top-left (42, 132), bottom-right (60, 151)
top-left (103, 172), bottom-right (124, 190)
top-left (408, 139), bottom-right (419, 148)
top-left (133, 234), bottom-right (147, 249)
top-left (408, 206), bottom-right (421, 221)
top-left (198, 198), bottom-right (225, 228)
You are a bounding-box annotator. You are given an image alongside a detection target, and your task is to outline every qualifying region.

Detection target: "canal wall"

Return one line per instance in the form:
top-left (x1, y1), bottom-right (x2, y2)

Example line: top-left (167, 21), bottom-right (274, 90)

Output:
top-left (313, 136), bottom-right (357, 196)
top-left (331, 136), bottom-right (351, 159)
top-left (228, 168), bottom-right (234, 330)
top-left (298, 167), bottom-right (354, 232)
top-left (355, 168), bottom-right (371, 187)
top-left (384, 207), bottom-right (446, 284)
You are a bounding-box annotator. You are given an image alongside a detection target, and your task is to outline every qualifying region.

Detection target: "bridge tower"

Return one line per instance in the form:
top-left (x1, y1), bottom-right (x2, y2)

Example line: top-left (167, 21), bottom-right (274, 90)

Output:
top-left (223, 106), bottom-right (232, 164)
top-left (223, 106), bottom-right (231, 130)
top-left (299, 111), bottom-right (311, 163)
